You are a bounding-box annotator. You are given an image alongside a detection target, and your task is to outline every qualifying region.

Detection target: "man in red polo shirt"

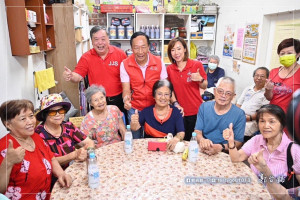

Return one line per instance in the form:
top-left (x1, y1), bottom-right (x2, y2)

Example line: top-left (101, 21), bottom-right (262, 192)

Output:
top-left (63, 26), bottom-right (127, 113)
top-left (121, 32), bottom-right (168, 138)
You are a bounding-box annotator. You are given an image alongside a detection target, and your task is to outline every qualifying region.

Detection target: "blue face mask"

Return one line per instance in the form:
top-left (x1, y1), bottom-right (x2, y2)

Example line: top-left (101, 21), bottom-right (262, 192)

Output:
top-left (208, 63), bottom-right (217, 70)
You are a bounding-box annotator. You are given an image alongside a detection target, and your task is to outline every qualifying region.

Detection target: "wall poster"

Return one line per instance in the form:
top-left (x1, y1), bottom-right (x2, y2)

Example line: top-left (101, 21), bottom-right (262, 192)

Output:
top-left (223, 24), bottom-right (235, 57)
top-left (242, 23), bottom-right (259, 65)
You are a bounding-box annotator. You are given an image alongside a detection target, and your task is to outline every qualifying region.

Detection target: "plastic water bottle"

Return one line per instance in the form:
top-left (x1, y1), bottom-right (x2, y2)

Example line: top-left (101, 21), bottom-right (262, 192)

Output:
top-left (188, 132), bottom-right (199, 163)
top-left (124, 125), bottom-right (133, 154)
top-left (150, 25), bottom-right (155, 39)
top-left (145, 25), bottom-right (150, 37)
top-left (155, 25), bottom-right (160, 39)
top-left (88, 152), bottom-right (100, 189)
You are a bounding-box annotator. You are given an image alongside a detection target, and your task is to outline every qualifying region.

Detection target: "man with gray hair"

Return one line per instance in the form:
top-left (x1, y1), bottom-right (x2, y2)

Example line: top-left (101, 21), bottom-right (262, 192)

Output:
top-left (236, 67), bottom-right (270, 142)
top-left (194, 77), bottom-right (246, 155)
top-left (206, 55), bottom-right (225, 88)
top-left (63, 26), bottom-right (127, 114)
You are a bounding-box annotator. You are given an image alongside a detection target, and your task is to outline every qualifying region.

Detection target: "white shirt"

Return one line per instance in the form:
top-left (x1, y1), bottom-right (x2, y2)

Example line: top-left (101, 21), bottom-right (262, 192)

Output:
top-left (237, 85), bottom-right (269, 136)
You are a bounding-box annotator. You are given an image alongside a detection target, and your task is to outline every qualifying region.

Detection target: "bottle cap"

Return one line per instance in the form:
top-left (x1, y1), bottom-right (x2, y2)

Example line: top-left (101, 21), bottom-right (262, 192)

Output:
top-left (192, 132), bottom-right (197, 137)
top-left (89, 153), bottom-right (96, 158)
top-left (126, 125), bottom-right (130, 129)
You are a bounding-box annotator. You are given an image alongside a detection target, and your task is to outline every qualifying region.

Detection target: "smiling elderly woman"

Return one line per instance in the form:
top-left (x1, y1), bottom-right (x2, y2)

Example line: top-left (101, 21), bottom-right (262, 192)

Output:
top-left (35, 94), bottom-right (94, 170)
top-left (131, 80), bottom-right (185, 150)
top-left (80, 85), bottom-right (126, 148)
top-left (0, 100), bottom-right (71, 200)
top-left (223, 104), bottom-right (300, 187)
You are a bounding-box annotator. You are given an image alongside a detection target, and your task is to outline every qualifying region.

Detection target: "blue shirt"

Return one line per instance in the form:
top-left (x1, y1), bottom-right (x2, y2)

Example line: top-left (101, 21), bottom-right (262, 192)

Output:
top-left (139, 105), bottom-right (185, 138)
top-left (207, 67), bottom-right (225, 88)
top-left (195, 101), bottom-right (246, 144)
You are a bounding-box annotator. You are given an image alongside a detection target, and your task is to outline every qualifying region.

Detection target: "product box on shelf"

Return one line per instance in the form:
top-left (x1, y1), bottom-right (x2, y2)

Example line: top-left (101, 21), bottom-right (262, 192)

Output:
top-left (203, 30), bottom-right (214, 40)
top-left (100, 4), bottom-right (133, 13)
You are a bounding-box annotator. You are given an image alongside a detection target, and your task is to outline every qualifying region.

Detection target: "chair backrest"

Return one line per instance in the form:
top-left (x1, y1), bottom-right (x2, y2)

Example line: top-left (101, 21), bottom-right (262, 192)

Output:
top-left (69, 116), bottom-right (85, 128)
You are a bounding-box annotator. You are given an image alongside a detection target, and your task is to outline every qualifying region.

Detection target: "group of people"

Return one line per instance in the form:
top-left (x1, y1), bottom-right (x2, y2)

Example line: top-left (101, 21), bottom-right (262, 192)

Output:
top-left (0, 24), bottom-right (299, 199)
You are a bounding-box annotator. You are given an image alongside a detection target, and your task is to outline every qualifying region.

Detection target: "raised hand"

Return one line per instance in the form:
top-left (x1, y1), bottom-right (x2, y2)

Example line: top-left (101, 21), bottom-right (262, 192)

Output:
top-left (264, 79), bottom-right (274, 91)
top-left (6, 139), bottom-right (25, 165)
top-left (131, 109), bottom-right (139, 125)
top-left (123, 95), bottom-right (132, 111)
top-left (63, 66), bottom-right (73, 81)
top-left (191, 68), bottom-right (203, 82)
top-left (223, 123), bottom-right (234, 142)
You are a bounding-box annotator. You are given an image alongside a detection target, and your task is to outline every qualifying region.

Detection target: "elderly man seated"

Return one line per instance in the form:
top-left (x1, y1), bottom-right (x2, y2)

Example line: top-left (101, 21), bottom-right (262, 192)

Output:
top-left (194, 77), bottom-right (246, 155)
top-left (236, 67), bottom-right (270, 142)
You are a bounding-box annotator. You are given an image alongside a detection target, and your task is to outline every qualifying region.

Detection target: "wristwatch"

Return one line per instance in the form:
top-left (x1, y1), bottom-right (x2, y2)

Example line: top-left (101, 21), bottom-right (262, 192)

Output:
top-left (220, 143), bottom-right (225, 152)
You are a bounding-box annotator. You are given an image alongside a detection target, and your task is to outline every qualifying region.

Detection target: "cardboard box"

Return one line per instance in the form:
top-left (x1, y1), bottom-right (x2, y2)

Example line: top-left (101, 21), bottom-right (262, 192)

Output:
top-left (29, 46), bottom-right (40, 53)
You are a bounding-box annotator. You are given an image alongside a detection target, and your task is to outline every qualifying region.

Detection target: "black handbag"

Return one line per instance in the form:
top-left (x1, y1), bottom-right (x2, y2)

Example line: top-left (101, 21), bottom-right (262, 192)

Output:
top-left (280, 142), bottom-right (300, 189)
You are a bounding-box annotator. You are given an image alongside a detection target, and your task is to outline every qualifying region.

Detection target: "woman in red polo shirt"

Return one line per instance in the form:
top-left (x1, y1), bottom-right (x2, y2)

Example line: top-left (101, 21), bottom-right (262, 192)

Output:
top-left (167, 37), bottom-right (207, 141)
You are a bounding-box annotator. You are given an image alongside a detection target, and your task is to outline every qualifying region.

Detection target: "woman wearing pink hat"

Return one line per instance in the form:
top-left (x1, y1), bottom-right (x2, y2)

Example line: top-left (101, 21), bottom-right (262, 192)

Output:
top-left (35, 94), bottom-right (94, 169)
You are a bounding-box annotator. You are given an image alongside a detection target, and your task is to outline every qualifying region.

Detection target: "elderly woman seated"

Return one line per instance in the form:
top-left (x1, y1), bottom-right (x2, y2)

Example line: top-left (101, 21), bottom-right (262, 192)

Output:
top-left (35, 94), bottom-right (94, 169)
top-left (223, 104), bottom-right (300, 187)
top-left (0, 99), bottom-right (71, 199)
top-left (131, 79), bottom-right (185, 150)
top-left (80, 85), bottom-right (126, 148)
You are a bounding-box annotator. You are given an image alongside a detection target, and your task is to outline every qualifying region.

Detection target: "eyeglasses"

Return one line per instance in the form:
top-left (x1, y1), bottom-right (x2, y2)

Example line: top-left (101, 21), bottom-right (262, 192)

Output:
top-left (216, 88), bottom-right (234, 97)
top-left (48, 108), bottom-right (66, 116)
top-left (254, 74), bottom-right (266, 79)
top-left (156, 93), bottom-right (171, 98)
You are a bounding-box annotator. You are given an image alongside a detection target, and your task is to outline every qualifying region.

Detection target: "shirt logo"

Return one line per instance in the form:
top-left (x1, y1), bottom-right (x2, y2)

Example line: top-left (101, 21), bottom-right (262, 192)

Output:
top-left (108, 61), bottom-right (119, 66)
top-left (150, 66), bottom-right (158, 71)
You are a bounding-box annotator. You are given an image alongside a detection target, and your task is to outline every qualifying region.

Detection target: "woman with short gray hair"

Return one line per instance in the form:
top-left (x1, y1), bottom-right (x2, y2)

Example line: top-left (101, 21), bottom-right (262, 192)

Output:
top-left (207, 55), bottom-right (225, 88)
top-left (81, 85), bottom-right (126, 148)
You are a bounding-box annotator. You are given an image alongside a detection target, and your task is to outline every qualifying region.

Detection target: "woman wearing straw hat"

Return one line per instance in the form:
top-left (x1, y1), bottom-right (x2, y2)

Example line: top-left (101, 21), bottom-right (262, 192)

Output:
top-left (35, 93), bottom-right (94, 169)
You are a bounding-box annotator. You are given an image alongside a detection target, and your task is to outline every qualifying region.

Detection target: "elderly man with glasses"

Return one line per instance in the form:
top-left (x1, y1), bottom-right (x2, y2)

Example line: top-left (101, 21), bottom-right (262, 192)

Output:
top-left (194, 77), bottom-right (246, 156)
top-left (236, 67), bottom-right (270, 142)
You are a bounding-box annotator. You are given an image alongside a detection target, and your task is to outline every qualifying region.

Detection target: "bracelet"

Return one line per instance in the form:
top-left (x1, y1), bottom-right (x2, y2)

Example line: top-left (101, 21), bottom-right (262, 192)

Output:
top-left (229, 143), bottom-right (236, 149)
top-left (249, 115), bottom-right (252, 121)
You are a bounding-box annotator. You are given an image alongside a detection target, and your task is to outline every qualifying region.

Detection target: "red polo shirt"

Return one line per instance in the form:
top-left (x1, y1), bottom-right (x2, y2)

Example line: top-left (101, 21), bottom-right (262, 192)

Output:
top-left (74, 46), bottom-right (127, 97)
top-left (167, 59), bottom-right (207, 116)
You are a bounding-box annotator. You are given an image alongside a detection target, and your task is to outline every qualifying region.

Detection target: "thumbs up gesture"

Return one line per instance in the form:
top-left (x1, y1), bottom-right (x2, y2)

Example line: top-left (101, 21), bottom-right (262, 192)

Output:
top-left (63, 66), bottom-right (73, 82)
top-left (223, 123), bottom-right (234, 142)
top-left (131, 109), bottom-right (139, 125)
top-left (6, 139), bottom-right (25, 165)
top-left (264, 79), bottom-right (274, 91)
top-left (191, 68), bottom-right (203, 82)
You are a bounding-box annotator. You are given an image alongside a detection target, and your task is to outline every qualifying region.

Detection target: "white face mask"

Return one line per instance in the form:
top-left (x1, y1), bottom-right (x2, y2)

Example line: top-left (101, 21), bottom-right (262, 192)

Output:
top-left (208, 62), bottom-right (217, 70)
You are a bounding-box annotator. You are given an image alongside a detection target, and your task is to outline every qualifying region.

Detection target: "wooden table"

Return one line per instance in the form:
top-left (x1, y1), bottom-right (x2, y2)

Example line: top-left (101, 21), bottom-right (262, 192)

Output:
top-left (51, 139), bottom-right (271, 199)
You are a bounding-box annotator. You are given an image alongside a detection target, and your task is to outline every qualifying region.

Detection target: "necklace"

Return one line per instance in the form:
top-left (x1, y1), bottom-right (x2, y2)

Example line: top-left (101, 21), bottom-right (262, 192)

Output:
top-left (11, 134), bottom-right (35, 150)
top-left (156, 106), bottom-right (170, 121)
top-left (271, 64), bottom-right (298, 82)
top-left (44, 124), bottom-right (62, 138)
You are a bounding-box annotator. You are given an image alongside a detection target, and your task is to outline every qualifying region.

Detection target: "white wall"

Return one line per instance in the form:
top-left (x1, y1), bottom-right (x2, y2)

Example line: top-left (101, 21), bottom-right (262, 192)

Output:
top-left (0, 1), bottom-right (48, 138)
top-left (213, 0), bottom-right (300, 100)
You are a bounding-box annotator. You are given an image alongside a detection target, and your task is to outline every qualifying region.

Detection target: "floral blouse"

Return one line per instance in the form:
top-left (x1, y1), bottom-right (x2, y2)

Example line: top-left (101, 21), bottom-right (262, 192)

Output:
top-left (81, 105), bottom-right (123, 148)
